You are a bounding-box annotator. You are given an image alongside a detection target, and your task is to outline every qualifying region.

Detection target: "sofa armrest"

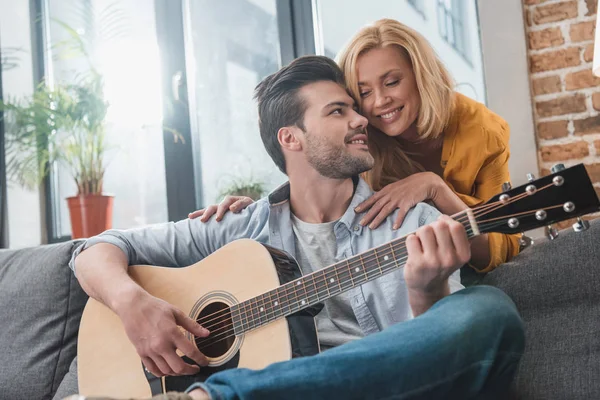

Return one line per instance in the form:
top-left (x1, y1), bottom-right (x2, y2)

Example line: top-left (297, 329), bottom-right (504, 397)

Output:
top-left (0, 241), bottom-right (88, 400)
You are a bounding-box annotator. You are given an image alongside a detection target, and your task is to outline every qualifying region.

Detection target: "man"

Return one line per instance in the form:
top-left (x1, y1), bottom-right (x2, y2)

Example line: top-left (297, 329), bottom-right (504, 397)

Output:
top-left (71, 56), bottom-right (524, 400)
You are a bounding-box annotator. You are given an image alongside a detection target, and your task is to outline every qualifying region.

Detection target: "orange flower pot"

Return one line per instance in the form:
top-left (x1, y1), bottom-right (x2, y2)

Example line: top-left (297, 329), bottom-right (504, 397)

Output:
top-left (66, 194), bottom-right (114, 239)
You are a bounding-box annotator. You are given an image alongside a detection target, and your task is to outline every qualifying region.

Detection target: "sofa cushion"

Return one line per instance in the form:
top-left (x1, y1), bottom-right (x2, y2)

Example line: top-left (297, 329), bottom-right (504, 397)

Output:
top-left (483, 219), bottom-right (600, 400)
top-left (53, 356), bottom-right (78, 400)
top-left (0, 241), bottom-right (88, 400)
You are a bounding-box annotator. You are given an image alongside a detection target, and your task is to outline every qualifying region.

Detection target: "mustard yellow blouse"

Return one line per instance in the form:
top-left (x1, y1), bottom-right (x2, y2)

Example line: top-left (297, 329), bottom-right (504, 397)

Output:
top-left (441, 93), bottom-right (521, 272)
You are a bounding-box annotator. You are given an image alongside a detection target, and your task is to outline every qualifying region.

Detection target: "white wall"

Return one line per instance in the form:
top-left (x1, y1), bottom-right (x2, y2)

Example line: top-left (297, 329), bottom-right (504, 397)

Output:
top-left (477, 0), bottom-right (538, 188)
top-left (0, 0), bottom-right (43, 248)
top-left (478, 0), bottom-right (541, 238)
top-left (316, 0), bottom-right (487, 103)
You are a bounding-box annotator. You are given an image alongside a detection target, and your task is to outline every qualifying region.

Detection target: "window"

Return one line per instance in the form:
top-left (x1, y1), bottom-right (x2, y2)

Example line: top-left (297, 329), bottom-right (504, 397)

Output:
top-left (437, 0), bottom-right (471, 63)
top-left (5, 0), bottom-right (485, 246)
top-left (2, 0), bottom-right (319, 246)
top-left (183, 0), bottom-right (286, 205)
top-left (407, 0), bottom-right (426, 19)
top-left (0, 0), bottom-right (43, 248)
top-left (46, 0), bottom-right (169, 238)
top-left (315, 0), bottom-right (484, 103)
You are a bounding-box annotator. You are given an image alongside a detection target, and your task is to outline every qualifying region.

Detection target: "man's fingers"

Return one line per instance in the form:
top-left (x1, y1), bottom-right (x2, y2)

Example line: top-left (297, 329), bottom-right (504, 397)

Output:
top-left (405, 234), bottom-right (423, 260)
top-left (188, 209), bottom-right (204, 219)
top-left (142, 356), bottom-right (162, 377)
top-left (174, 334), bottom-right (209, 368)
top-left (175, 311), bottom-right (210, 338)
top-left (148, 354), bottom-right (174, 376)
top-left (162, 345), bottom-right (201, 375)
top-left (449, 220), bottom-right (471, 264)
top-left (200, 205), bottom-right (218, 222)
top-left (432, 221), bottom-right (455, 264)
top-left (416, 225), bottom-right (437, 256)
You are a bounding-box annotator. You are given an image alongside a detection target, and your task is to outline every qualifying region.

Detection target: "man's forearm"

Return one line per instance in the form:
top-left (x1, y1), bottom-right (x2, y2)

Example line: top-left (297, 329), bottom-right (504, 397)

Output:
top-left (75, 243), bottom-right (145, 314)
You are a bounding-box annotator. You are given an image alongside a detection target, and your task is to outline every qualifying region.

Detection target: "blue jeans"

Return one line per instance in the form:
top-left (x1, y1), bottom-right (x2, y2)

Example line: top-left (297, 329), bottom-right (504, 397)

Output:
top-left (187, 285), bottom-right (524, 400)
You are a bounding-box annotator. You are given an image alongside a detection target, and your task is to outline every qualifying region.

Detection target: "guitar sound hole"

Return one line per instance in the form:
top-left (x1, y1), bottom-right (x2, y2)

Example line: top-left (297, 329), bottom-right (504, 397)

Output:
top-left (195, 301), bottom-right (235, 358)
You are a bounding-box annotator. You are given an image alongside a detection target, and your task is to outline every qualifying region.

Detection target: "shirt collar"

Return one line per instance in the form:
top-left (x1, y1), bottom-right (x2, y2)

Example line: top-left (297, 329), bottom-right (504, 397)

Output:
top-left (268, 176), bottom-right (373, 235)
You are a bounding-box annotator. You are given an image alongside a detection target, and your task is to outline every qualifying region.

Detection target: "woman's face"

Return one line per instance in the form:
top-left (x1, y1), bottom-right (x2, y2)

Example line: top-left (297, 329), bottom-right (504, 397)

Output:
top-left (356, 46), bottom-right (420, 138)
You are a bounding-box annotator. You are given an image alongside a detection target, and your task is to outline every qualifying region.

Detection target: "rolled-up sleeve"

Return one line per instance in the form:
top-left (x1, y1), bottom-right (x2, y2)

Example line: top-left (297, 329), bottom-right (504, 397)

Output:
top-left (68, 201), bottom-right (270, 275)
top-left (456, 131), bottom-right (521, 273)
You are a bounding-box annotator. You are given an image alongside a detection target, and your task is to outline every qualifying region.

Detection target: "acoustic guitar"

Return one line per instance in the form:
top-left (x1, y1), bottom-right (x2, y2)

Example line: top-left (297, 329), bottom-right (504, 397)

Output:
top-left (78, 163), bottom-right (600, 398)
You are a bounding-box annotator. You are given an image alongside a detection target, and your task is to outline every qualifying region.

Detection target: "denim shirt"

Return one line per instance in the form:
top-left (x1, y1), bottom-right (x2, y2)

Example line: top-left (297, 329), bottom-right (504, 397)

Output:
top-left (69, 177), bottom-right (463, 336)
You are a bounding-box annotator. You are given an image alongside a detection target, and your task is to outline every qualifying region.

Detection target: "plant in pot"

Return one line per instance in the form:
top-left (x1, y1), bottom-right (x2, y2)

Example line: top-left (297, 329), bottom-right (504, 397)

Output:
top-left (1, 72), bottom-right (113, 239)
top-left (217, 177), bottom-right (266, 202)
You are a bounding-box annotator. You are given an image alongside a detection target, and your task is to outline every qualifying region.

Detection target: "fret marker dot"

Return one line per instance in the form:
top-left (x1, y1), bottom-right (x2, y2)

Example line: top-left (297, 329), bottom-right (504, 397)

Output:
top-left (384, 256), bottom-right (389, 261)
top-left (296, 281), bottom-right (301, 286)
top-left (274, 301), bottom-right (278, 306)
top-left (355, 267), bottom-right (360, 272)
top-left (260, 307), bottom-right (264, 312)
top-left (301, 300), bottom-right (306, 305)
top-left (330, 278), bottom-right (335, 283)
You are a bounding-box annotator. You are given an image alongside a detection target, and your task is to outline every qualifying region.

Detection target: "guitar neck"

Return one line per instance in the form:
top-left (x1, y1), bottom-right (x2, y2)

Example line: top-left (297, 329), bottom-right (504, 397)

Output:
top-left (230, 209), bottom-right (479, 335)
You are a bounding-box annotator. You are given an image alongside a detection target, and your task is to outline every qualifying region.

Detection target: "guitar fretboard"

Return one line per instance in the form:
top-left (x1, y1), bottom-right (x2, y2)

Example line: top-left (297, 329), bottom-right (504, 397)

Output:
top-left (230, 210), bottom-right (478, 335)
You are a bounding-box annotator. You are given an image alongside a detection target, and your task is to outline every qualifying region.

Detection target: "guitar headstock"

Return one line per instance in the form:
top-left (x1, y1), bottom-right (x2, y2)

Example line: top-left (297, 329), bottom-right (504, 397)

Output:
top-left (474, 164), bottom-right (599, 235)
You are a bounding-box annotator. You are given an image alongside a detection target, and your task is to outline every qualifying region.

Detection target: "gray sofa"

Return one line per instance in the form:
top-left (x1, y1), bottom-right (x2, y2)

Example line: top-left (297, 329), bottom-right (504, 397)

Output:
top-left (0, 221), bottom-right (598, 400)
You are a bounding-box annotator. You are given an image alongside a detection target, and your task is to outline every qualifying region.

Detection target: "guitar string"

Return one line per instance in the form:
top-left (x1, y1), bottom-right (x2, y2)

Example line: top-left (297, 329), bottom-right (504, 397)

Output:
top-left (195, 202), bottom-right (561, 350)
top-left (196, 224), bottom-right (479, 346)
top-left (192, 187), bottom-right (540, 335)
top-left (194, 224), bottom-right (515, 350)
top-left (190, 189), bottom-right (528, 331)
top-left (196, 216), bottom-right (523, 347)
top-left (193, 185), bottom-right (553, 341)
top-left (189, 209), bottom-right (470, 329)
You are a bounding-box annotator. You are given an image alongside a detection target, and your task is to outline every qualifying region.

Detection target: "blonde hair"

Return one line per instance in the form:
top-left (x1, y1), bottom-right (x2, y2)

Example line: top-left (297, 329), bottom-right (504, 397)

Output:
top-left (337, 18), bottom-right (455, 190)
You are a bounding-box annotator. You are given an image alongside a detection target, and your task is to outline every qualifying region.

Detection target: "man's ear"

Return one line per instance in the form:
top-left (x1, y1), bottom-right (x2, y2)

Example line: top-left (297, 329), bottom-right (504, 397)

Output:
top-left (278, 126), bottom-right (303, 152)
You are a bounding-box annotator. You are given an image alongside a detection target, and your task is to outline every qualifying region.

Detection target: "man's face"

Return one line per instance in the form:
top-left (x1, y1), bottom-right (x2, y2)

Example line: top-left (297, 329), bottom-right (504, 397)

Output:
top-left (297, 81), bottom-right (374, 179)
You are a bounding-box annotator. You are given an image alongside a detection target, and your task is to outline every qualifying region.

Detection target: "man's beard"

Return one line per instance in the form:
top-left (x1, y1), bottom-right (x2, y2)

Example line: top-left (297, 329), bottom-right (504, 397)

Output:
top-left (304, 129), bottom-right (374, 179)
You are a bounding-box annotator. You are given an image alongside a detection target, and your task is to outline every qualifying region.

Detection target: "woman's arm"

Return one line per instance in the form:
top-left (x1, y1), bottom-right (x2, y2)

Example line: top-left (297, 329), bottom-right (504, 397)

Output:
top-left (430, 178), bottom-right (491, 269)
top-left (453, 129), bottom-right (521, 272)
top-left (354, 171), bottom-right (491, 269)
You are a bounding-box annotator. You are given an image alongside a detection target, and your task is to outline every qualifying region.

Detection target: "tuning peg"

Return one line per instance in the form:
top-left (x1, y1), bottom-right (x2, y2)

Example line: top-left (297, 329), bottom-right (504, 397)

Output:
top-left (551, 163), bottom-right (566, 173)
top-left (526, 173), bottom-right (536, 182)
top-left (547, 225), bottom-right (559, 240)
top-left (572, 217), bottom-right (590, 232)
top-left (518, 235), bottom-right (534, 249)
top-left (501, 182), bottom-right (511, 192)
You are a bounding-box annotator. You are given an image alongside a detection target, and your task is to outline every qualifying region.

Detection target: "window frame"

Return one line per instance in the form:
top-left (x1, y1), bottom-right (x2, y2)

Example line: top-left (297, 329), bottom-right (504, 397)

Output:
top-left (0, 32), bottom-right (7, 248)
top-left (407, 0), bottom-right (426, 19)
top-left (30, 0), bottom-right (319, 243)
top-left (437, 0), bottom-right (471, 64)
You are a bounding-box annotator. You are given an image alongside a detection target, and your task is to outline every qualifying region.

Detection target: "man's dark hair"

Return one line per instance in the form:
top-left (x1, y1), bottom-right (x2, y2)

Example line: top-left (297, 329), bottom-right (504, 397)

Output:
top-left (254, 56), bottom-right (346, 174)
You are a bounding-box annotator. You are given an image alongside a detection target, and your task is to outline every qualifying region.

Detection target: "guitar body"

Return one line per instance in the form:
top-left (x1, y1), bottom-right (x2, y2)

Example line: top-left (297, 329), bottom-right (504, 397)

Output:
top-left (77, 239), bottom-right (321, 398)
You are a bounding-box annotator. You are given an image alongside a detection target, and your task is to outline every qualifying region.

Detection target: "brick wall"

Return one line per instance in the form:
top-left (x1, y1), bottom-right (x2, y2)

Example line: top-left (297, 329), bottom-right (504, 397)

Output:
top-left (524, 0), bottom-right (600, 227)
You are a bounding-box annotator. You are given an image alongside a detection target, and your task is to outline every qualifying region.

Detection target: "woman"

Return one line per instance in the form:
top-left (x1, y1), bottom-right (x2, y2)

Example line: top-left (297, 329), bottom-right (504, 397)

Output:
top-left (190, 18), bottom-right (520, 272)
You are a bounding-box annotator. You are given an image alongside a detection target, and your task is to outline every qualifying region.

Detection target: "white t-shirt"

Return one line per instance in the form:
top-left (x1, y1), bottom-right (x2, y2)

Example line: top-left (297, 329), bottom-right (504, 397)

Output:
top-left (291, 214), bottom-right (364, 351)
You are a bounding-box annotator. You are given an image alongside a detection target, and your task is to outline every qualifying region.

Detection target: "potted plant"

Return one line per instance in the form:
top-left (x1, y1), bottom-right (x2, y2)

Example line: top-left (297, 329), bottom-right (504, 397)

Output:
top-left (217, 177), bottom-right (266, 201)
top-left (0, 4), bottom-right (136, 239)
top-left (1, 71), bottom-right (113, 238)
